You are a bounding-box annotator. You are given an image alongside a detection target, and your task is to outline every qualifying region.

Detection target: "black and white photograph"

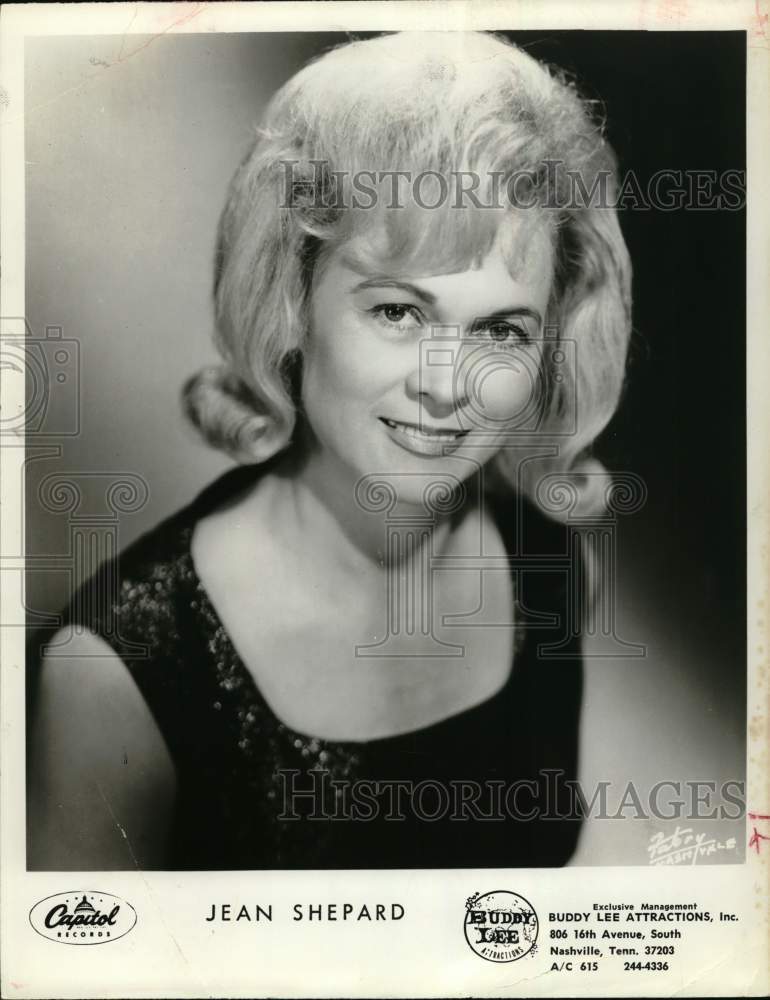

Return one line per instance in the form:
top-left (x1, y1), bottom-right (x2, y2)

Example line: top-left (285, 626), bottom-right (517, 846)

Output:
top-left (2, 2), bottom-right (768, 997)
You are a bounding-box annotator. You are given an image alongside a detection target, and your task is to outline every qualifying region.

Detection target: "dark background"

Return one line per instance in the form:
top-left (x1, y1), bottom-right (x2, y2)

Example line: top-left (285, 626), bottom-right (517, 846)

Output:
top-left (510, 31), bottom-right (747, 706)
top-left (25, 31), bottom-right (746, 863)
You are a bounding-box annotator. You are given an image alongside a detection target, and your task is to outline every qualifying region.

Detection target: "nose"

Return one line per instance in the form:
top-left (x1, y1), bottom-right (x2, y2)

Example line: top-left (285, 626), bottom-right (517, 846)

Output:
top-left (405, 344), bottom-right (468, 416)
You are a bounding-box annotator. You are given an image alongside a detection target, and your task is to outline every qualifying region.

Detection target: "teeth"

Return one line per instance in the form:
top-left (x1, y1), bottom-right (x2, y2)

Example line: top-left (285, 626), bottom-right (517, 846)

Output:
top-left (384, 419), bottom-right (464, 441)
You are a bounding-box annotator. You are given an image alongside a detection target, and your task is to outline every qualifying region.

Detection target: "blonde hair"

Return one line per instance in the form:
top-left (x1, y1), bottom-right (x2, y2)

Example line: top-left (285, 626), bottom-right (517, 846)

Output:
top-left (184, 31), bottom-right (632, 514)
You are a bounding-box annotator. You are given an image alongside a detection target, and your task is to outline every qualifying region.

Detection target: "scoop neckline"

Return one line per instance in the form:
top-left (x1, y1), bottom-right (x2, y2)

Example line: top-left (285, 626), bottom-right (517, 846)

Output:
top-left (180, 465), bottom-right (521, 748)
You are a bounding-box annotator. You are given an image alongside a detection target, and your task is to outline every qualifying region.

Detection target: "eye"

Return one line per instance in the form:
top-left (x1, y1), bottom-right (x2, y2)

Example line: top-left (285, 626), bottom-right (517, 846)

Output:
top-left (369, 303), bottom-right (424, 330)
top-left (472, 318), bottom-right (532, 348)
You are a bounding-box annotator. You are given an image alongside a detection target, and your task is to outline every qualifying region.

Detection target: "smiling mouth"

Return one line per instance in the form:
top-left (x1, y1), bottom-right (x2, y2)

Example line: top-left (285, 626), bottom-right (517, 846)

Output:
top-left (379, 417), bottom-right (470, 456)
top-left (381, 418), bottom-right (468, 440)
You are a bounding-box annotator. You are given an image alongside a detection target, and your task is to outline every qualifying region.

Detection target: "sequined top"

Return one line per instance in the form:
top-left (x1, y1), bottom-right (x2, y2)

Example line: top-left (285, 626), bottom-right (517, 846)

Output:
top-left (58, 463), bottom-right (583, 870)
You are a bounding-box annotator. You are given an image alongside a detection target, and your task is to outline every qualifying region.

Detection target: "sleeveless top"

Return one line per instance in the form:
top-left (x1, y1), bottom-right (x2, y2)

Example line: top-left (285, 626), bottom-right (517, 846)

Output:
top-left (49, 461), bottom-right (584, 870)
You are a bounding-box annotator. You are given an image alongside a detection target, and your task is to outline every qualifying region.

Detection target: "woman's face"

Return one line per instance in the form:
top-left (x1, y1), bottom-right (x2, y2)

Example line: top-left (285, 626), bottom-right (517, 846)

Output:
top-left (300, 215), bottom-right (554, 505)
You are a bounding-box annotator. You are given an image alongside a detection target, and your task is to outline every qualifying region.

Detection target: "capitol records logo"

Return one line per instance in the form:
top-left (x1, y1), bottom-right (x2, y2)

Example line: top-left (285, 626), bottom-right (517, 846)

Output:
top-left (464, 890), bottom-right (539, 963)
top-left (29, 892), bottom-right (137, 945)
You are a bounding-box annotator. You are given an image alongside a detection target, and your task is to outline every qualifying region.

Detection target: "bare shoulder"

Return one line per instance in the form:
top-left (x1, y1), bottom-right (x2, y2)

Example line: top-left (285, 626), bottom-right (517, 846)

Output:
top-left (28, 627), bottom-right (176, 870)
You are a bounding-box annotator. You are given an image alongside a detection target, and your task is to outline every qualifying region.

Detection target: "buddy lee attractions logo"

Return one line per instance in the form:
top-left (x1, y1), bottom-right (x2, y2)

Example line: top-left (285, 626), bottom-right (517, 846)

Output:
top-left (29, 892), bottom-right (137, 945)
top-left (464, 890), bottom-right (539, 962)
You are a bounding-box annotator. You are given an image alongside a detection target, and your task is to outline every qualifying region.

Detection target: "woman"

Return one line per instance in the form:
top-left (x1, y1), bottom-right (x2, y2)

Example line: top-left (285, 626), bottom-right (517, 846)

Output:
top-left (28, 31), bottom-right (631, 870)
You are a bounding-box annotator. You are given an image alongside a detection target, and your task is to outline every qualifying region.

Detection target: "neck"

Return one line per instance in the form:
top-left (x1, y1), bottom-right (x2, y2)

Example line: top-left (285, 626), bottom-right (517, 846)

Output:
top-left (272, 435), bottom-right (471, 571)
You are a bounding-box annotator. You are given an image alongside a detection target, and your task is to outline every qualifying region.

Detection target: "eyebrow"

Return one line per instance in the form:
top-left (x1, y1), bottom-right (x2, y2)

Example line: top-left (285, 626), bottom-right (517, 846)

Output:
top-left (477, 306), bottom-right (543, 328)
top-left (350, 277), bottom-right (437, 305)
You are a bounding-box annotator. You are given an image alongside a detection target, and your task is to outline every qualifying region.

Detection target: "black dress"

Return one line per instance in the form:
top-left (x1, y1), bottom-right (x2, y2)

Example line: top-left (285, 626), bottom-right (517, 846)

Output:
top-left (36, 461), bottom-right (584, 870)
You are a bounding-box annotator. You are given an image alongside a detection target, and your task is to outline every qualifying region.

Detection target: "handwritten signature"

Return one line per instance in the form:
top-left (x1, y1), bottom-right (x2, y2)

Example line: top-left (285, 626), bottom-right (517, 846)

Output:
top-left (748, 812), bottom-right (770, 854)
top-left (647, 826), bottom-right (737, 866)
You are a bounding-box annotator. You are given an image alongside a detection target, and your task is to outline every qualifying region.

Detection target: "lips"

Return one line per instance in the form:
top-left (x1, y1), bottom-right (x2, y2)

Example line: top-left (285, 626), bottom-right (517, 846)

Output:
top-left (379, 417), bottom-right (469, 457)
